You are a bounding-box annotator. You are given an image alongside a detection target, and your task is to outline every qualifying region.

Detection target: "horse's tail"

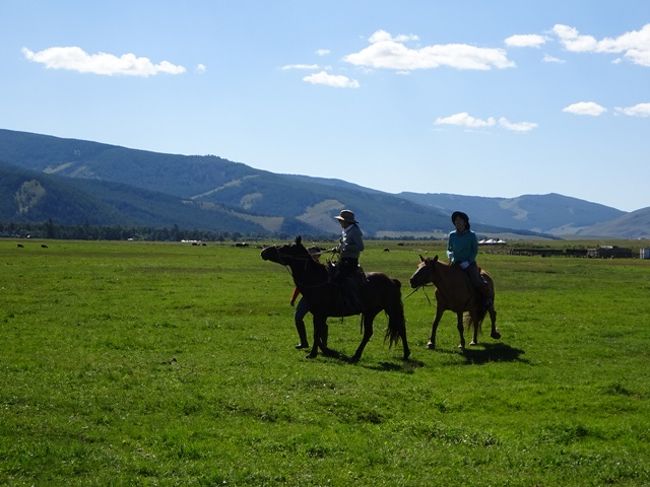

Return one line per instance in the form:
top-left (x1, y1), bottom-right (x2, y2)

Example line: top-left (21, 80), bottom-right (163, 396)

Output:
top-left (384, 278), bottom-right (405, 348)
top-left (463, 307), bottom-right (487, 334)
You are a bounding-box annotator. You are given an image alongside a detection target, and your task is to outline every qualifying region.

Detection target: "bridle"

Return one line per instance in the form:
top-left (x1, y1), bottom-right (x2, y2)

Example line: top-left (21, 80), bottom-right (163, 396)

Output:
top-left (406, 261), bottom-right (434, 304)
top-left (270, 246), bottom-right (330, 289)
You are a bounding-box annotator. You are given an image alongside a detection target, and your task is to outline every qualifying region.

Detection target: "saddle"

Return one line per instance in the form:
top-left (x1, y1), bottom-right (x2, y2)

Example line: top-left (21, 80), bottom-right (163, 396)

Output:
top-left (453, 263), bottom-right (491, 308)
top-left (327, 262), bottom-right (366, 314)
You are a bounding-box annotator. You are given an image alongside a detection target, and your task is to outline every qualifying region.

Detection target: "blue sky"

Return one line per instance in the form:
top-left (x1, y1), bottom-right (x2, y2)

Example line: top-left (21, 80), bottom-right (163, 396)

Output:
top-left (2, 1), bottom-right (649, 211)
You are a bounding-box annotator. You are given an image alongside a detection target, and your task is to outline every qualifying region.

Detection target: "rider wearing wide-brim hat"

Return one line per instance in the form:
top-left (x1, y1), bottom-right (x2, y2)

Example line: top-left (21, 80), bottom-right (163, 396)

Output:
top-left (332, 209), bottom-right (365, 312)
top-left (447, 210), bottom-right (490, 304)
top-left (334, 209), bottom-right (364, 269)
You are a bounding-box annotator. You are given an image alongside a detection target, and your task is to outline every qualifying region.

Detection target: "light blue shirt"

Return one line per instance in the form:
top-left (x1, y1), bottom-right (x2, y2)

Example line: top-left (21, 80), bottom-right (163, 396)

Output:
top-left (339, 224), bottom-right (364, 259)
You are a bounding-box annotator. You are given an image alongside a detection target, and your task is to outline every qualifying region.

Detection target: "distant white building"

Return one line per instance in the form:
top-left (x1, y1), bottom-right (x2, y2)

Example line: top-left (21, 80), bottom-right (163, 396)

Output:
top-left (479, 238), bottom-right (507, 245)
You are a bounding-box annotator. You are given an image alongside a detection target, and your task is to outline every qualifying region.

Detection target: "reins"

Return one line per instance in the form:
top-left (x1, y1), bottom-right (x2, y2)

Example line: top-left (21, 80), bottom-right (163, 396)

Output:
top-left (274, 247), bottom-right (334, 289)
top-left (405, 284), bottom-right (433, 305)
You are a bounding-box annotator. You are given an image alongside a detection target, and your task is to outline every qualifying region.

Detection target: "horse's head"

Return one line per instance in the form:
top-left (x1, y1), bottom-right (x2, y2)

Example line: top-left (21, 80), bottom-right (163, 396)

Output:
top-left (409, 255), bottom-right (438, 288)
top-left (261, 236), bottom-right (310, 266)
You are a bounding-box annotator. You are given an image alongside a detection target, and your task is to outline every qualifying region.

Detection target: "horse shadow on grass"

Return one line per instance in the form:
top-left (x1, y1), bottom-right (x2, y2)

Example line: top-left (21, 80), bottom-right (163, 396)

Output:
top-left (459, 342), bottom-right (528, 365)
top-left (308, 347), bottom-right (425, 373)
top-left (363, 358), bottom-right (426, 374)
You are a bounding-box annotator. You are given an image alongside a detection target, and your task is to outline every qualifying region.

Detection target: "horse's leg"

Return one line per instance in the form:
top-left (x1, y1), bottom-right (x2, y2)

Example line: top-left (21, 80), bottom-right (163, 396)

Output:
top-left (322, 321), bottom-right (329, 348)
top-left (469, 310), bottom-right (479, 346)
top-left (350, 313), bottom-right (375, 363)
top-left (428, 305), bottom-right (444, 350)
top-left (456, 312), bottom-right (466, 350)
top-left (401, 324), bottom-right (411, 361)
top-left (320, 318), bottom-right (337, 357)
top-left (489, 306), bottom-right (501, 339)
top-left (307, 315), bottom-right (324, 359)
top-left (313, 317), bottom-right (337, 357)
top-left (486, 280), bottom-right (500, 340)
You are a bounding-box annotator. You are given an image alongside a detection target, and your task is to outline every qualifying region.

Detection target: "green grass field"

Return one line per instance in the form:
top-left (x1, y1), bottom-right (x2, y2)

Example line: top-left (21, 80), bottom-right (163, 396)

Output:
top-left (1, 239), bottom-right (649, 486)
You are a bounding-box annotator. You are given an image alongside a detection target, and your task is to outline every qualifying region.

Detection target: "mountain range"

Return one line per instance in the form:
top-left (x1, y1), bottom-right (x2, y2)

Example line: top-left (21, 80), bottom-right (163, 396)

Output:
top-left (1, 128), bottom-right (648, 239)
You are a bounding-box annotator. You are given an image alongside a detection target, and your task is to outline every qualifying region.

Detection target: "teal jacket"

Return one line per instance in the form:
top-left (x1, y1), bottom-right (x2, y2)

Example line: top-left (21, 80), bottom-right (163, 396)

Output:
top-left (447, 230), bottom-right (478, 264)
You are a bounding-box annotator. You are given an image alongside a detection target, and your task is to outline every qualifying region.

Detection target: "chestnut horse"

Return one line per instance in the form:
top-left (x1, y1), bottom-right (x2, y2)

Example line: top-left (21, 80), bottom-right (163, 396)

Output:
top-left (409, 255), bottom-right (500, 350)
top-left (261, 237), bottom-right (410, 363)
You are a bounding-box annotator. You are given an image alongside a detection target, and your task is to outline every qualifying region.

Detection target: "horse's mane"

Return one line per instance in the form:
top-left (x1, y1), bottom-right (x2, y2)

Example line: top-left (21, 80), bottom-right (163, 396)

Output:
top-left (424, 256), bottom-right (450, 269)
top-left (293, 242), bottom-right (329, 277)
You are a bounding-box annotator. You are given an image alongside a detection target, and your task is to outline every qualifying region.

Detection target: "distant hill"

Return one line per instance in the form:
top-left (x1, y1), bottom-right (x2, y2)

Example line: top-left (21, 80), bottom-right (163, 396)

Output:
top-left (0, 129), bottom-right (458, 236)
top-left (575, 207), bottom-right (650, 238)
top-left (2, 128), bottom-right (643, 238)
top-left (0, 161), bottom-right (266, 233)
top-left (398, 192), bottom-right (626, 235)
top-left (0, 161), bottom-right (125, 226)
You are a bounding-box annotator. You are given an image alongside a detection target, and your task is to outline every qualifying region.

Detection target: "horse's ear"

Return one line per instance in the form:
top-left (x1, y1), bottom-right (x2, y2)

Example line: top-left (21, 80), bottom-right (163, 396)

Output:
top-left (419, 254), bottom-right (425, 262)
top-left (433, 255), bottom-right (439, 263)
top-left (295, 236), bottom-right (302, 245)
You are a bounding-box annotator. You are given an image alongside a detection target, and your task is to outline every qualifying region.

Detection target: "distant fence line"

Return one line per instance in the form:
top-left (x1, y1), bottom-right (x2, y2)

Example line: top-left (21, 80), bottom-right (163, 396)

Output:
top-left (507, 245), bottom-right (636, 259)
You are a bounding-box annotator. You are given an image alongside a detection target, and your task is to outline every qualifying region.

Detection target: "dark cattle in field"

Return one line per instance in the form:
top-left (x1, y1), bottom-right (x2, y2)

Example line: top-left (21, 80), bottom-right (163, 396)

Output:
top-left (17, 244), bottom-right (24, 248)
top-left (41, 244), bottom-right (48, 248)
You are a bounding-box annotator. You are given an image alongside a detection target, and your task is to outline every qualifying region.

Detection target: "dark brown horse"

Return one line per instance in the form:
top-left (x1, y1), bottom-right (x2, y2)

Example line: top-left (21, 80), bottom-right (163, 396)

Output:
top-left (409, 255), bottom-right (500, 350)
top-left (261, 237), bottom-right (410, 363)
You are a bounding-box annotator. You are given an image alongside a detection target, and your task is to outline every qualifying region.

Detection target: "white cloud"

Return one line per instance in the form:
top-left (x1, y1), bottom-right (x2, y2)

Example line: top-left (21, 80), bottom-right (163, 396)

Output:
top-left (344, 30), bottom-right (514, 71)
top-left (498, 117), bottom-right (538, 132)
top-left (22, 46), bottom-right (186, 76)
top-left (505, 34), bottom-right (546, 48)
top-left (435, 112), bottom-right (496, 128)
top-left (543, 54), bottom-right (565, 64)
top-left (303, 71), bottom-right (360, 88)
top-left (615, 102), bottom-right (650, 117)
top-left (281, 63), bottom-right (320, 70)
top-left (562, 101), bottom-right (607, 117)
top-left (434, 112), bottom-right (537, 132)
top-left (315, 49), bottom-right (331, 57)
top-left (368, 30), bottom-right (419, 44)
top-left (196, 64), bottom-right (207, 74)
top-left (552, 23), bottom-right (650, 67)
top-left (552, 24), bottom-right (598, 52)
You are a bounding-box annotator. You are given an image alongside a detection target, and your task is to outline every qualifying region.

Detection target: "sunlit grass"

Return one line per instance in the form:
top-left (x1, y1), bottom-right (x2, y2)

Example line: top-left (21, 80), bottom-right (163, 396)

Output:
top-left (1, 239), bottom-right (649, 485)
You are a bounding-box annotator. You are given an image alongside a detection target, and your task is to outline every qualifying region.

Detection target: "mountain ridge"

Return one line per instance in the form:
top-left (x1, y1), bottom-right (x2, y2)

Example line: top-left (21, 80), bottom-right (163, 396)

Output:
top-left (1, 128), bottom-right (647, 238)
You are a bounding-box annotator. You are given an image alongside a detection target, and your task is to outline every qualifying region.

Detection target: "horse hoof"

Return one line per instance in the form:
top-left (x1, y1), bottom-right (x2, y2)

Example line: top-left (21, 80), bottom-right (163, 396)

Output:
top-left (491, 331), bottom-right (501, 340)
top-left (306, 352), bottom-right (317, 359)
top-left (458, 344), bottom-right (465, 350)
top-left (470, 340), bottom-right (478, 346)
top-left (349, 356), bottom-right (360, 364)
top-left (427, 341), bottom-right (435, 350)
top-left (403, 349), bottom-right (411, 360)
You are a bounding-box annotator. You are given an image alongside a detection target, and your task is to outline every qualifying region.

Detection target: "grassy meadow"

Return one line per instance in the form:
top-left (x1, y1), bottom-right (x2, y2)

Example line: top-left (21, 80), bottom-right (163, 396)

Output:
top-left (1, 238), bottom-right (649, 486)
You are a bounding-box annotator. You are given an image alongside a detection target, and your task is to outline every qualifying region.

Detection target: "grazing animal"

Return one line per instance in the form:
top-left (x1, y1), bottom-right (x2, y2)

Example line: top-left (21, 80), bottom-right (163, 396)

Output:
top-left (41, 244), bottom-right (48, 248)
top-left (261, 237), bottom-right (410, 363)
top-left (17, 243), bottom-right (24, 248)
top-left (409, 255), bottom-right (500, 350)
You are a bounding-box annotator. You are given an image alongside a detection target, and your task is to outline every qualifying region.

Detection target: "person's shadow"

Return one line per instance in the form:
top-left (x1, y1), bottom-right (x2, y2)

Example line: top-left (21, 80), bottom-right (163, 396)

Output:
top-left (460, 343), bottom-right (527, 365)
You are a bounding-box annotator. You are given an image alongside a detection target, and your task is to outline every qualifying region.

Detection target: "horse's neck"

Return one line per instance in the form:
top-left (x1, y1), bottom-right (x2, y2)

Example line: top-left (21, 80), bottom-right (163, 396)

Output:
top-left (288, 259), bottom-right (327, 288)
top-left (431, 262), bottom-right (458, 288)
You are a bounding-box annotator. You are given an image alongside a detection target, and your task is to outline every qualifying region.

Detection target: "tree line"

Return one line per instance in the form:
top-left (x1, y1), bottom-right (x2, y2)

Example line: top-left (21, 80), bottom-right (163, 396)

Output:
top-left (0, 220), bottom-right (262, 242)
